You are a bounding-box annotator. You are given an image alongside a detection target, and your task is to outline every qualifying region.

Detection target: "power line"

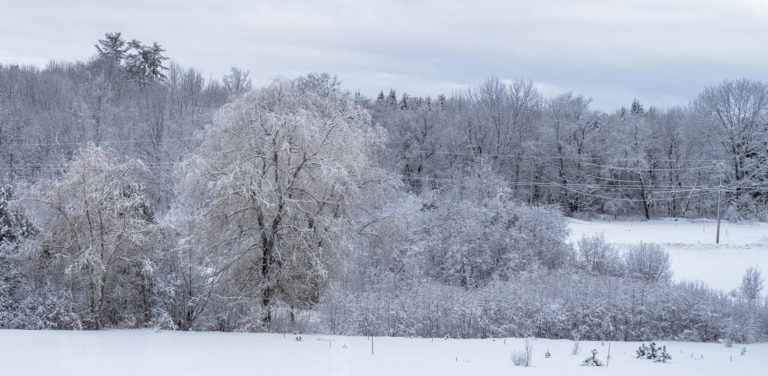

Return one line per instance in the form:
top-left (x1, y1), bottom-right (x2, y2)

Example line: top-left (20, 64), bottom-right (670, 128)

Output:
top-left (4, 137), bottom-right (199, 148)
top-left (399, 175), bottom-right (765, 195)
top-left (0, 138), bottom-right (729, 169)
top-left (391, 148), bottom-right (727, 165)
top-left (2, 137), bottom-right (764, 195)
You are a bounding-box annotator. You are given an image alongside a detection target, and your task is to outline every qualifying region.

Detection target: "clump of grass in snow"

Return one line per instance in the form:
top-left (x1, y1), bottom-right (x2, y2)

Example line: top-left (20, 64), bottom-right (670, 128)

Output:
top-left (511, 339), bottom-right (534, 367)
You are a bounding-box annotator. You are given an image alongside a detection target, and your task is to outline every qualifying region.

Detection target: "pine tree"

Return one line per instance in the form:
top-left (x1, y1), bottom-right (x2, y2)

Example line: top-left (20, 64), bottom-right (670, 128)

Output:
top-left (0, 185), bottom-right (35, 328)
top-left (124, 40), bottom-right (169, 84)
top-left (95, 32), bottom-right (128, 64)
top-left (387, 89), bottom-right (398, 107)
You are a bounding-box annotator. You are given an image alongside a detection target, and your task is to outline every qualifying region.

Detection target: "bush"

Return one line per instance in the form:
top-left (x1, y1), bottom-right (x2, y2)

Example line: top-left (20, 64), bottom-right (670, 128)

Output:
top-left (318, 271), bottom-right (763, 341)
top-left (578, 235), bottom-right (624, 276)
top-left (411, 174), bottom-right (573, 288)
top-left (511, 339), bottom-right (534, 367)
top-left (636, 342), bottom-right (671, 363)
top-left (582, 349), bottom-right (602, 366)
top-left (625, 243), bottom-right (671, 283)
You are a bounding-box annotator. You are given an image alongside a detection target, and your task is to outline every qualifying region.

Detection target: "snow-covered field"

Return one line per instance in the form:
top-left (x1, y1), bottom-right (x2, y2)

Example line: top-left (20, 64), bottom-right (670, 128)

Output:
top-left (568, 218), bottom-right (768, 291)
top-left (0, 330), bottom-right (765, 376)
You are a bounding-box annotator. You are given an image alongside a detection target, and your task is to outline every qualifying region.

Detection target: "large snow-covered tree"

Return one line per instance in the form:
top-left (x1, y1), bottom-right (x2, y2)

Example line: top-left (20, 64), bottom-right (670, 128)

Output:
top-left (465, 78), bottom-right (541, 185)
top-left (543, 92), bottom-right (602, 214)
top-left (176, 78), bottom-right (391, 328)
top-left (22, 146), bottom-right (157, 329)
top-left (694, 79), bottom-right (768, 217)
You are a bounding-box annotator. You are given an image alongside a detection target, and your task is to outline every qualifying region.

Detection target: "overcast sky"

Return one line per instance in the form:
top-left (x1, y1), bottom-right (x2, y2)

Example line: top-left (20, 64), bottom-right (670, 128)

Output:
top-left (2, 0), bottom-right (768, 111)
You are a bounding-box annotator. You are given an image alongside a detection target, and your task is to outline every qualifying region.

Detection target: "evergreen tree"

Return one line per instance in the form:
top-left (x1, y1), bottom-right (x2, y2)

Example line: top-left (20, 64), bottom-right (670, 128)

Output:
top-left (0, 185), bottom-right (35, 328)
top-left (125, 40), bottom-right (169, 83)
top-left (95, 32), bottom-right (128, 64)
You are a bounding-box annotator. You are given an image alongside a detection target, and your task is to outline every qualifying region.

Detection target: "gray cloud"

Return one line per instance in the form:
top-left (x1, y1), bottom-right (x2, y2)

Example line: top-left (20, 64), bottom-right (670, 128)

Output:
top-left (2, 0), bottom-right (768, 111)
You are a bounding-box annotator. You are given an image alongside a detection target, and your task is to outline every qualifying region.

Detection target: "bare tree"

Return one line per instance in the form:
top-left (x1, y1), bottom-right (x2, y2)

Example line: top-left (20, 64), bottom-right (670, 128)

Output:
top-left (694, 79), bottom-right (768, 216)
top-left (741, 267), bottom-right (764, 303)
top-left (222, 67), bottom-right (252, 96)
top-left (544, 92), bottom-right (601, 214)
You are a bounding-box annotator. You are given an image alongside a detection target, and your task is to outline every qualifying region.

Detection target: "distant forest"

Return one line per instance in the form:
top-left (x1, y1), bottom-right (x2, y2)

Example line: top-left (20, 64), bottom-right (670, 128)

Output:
top-left (0, 33), bottom-right (765, 341)
top-left (3, 35), bottom-right (768, 220)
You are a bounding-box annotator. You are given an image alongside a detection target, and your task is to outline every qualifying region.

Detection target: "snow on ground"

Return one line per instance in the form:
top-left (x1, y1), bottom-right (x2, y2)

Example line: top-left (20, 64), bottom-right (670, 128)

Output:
top-left (0, 330), bottom-right (765, 376)
top-left (568, 218), bottom-right (768, 291)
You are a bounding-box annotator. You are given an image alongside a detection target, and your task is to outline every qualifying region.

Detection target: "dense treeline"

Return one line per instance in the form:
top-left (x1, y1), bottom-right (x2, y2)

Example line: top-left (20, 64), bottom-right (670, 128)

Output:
top-left (0, 32), bottom-right (249, 211)
top-left (0, 33), bottom-right (766, 341)
top-left (370, 79), bottom-right (768, 220)
top-left (3, 39), bottom-right (768, 220)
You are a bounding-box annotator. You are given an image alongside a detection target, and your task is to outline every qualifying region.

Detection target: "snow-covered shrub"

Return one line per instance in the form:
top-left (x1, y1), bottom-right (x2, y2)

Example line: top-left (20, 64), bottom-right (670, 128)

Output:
top-left (513, 203), bottom-right (573, 271)
top-left (582, 349), bottom-right (602, 366)
top-left (655, 346), bottom-right (672, 363)
top-left (578, 235), bottom-right (624, 276)
top-left (318, 264), bottom-right (763, 341)
top-left (740, 267), bottom-right (764, 304)
top-left (149, 308), bottom-right (178, 331)
top-left (636, 342), bottom-right (671, 363)
top-left (14, 286), bottom-right (81, 330)
top-left (404, 162), bottom-right (573, 288)
top-left (510, 339), bottom-right (534, 367)
top-left (624, 243), bottom-right (671, 283)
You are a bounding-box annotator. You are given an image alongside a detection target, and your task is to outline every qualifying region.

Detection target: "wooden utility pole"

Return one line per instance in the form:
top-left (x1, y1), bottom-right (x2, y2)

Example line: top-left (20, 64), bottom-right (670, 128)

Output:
top-left (529, 166), bottom-right (535, 204)
top-left (716, 176), bottom-right (722, 244)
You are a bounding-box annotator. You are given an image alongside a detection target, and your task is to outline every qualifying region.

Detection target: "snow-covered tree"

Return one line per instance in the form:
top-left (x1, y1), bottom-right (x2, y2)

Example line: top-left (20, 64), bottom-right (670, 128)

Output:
top-left (176, 78), bottom-right (392, 327)
top-left (0, 185), bottom-right (34, 245)
top-left (222, 67), bottom-right (252, 96)
top-left (22, 146), bottom-right (157, 329)
top-left (0, 185), bottom-right (36, 328)
top-left (543, 92), bottom-right (601, 214)
top-left (578, 235), bottom-right (624, 277)
top-left (741, 267), bottom-right (764, 303)
top-left (94, 32), bottom-right (128, 65)
top-left (124, 40), bottom-right (169, 83)
top-left (694, 79), bottom-right (768, 217)
top-left (465, 78), bottom-right (541, 186)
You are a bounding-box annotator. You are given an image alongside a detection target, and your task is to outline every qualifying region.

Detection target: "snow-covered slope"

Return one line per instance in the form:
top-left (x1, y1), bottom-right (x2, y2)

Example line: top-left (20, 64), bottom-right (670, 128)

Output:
top-left (0, 330), bottom-right (764, 376)
top-left (568, 218), bottom-right (768, 291)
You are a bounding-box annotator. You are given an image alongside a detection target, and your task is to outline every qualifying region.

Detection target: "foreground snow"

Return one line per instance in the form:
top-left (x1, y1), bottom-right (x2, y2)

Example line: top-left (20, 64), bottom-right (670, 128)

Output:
top-left (568, 218), bottom-right (768, 291)
top-left (0, 330), bottom-right (765, 375)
